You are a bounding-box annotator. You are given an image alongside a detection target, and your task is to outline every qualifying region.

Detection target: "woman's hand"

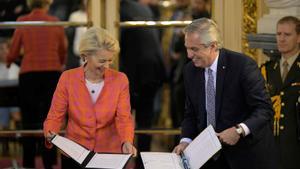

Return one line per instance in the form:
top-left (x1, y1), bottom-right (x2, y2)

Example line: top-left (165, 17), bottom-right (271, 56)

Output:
top-left (122, 141), bottom-right (137, 157)
top-left (45, 131), bottom-right (56, 142)
top-left (44, 131), bottom-right (70, 157)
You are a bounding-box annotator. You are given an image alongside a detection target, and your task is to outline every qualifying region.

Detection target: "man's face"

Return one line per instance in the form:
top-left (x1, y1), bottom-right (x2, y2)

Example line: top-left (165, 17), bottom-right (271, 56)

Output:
top-left (185, 32), bottom-right (217, 68)
top-left (276, 22), bottom-right (300, 57)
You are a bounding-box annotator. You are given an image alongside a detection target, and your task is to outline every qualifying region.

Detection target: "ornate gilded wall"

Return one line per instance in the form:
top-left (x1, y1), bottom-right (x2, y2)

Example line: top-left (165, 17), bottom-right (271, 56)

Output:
top-left (242, 0), bottom-right (258, 60)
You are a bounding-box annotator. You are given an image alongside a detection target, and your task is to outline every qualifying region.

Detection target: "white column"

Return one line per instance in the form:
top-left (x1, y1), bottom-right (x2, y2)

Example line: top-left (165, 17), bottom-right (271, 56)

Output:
top-left (212, 0), bottom-right (243, 52)
top-left (89, 0), bottom-right (119, 69)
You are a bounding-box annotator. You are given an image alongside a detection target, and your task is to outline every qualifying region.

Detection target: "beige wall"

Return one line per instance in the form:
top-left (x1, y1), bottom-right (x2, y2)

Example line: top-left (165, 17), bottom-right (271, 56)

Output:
top-left (212, 0), bottom-right (243, 52)
top-left (89, 0), bottom-right (119, 38)
top-left (89, 0), bottom-right (119, 69)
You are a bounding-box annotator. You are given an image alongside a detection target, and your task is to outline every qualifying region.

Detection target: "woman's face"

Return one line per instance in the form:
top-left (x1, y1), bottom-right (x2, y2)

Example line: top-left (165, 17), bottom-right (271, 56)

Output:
top-left (85, 49), bottom-right (114, 77)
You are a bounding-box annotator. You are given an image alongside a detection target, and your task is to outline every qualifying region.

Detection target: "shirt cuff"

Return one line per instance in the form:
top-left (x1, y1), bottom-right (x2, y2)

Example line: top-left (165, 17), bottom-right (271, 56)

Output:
top-left (180, 138), bottom-right (192, 144)
top-left (239, 123), bottom-right (250, 136)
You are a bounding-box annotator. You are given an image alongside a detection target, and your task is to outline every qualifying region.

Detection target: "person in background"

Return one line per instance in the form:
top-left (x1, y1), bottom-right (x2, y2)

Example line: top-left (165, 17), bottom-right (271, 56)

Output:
top-left (68, 0), bottom-right (87, 67)
top-left (173, 18), bottom-right (280, 169)
top-left (48, 0), bottom-right (75, 21)
top-left (6, 0), bottom-right (67, 168)
top-left (120, 1), bottom-right (166, 168)
top-left (44, 27), bottom-right (137, 169)
top-left (0, 0), bottom-right (29, 37)
top-left (191, 0), bottom-right (210, 19)
top-left (168, 0), bottom-right (191, 142)
top-left (0, 37), bottom-right (20, 130)
top-left (261, 16), bottom-right (300, 169)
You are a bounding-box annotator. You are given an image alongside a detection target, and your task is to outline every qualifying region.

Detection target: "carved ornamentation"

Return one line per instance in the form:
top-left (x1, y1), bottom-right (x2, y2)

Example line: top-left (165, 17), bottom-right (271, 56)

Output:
top-left (242, 0), bottom-right (258, 60)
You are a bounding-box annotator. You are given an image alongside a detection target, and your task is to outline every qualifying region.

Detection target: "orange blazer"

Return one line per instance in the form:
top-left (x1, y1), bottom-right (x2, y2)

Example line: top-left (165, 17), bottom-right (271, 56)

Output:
top-left (43, 67), bottom-right (134, 153)
top-left (7, 9), bottom-right (67, 74)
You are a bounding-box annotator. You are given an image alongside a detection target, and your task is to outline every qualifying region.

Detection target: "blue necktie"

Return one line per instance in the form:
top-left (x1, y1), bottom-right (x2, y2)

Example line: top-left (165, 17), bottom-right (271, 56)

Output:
top-left (206, 68), bottom-right (216, 128)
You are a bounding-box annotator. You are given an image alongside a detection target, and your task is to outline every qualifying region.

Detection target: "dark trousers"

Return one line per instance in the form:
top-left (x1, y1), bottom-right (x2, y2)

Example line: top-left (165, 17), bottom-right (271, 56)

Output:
top-left (61, 155), bottom-right (83, 169)
top-left (19, 71), bottom-right (61, 169)
top-left (135, 96), bottom-right (155, 152)
top-left (170, 81), bottom-right (185, 148)
top-left (201, 152), bottom-right (231, 169)
top-left (134, 93), bottom-right (156, 169)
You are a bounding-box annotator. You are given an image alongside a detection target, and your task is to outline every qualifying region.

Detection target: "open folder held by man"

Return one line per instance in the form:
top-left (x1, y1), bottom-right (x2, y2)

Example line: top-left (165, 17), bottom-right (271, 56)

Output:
top-left (141, 125), bottom-right (221, 169)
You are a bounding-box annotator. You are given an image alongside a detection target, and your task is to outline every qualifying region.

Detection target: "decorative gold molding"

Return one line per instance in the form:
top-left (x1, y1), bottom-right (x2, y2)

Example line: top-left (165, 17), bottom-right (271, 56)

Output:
top-left (242, 0), bottom-right (258, 60)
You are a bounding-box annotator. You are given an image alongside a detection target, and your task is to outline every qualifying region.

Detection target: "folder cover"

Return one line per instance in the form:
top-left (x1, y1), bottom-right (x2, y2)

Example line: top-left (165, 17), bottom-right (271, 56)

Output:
top-left (141, 125), bottom-right (221, 169)
top-left (51, 134), bottom-right (131, 169)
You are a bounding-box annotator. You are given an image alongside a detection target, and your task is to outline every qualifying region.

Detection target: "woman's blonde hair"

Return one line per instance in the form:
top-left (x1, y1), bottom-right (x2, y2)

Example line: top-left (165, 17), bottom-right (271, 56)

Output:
top-left (79, 27), bottom-right (120, 56)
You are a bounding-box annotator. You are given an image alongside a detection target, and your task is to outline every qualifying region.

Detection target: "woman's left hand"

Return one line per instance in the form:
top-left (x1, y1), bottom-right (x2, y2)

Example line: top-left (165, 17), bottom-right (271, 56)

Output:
top-left (122, 141), bottom-right (137, 157)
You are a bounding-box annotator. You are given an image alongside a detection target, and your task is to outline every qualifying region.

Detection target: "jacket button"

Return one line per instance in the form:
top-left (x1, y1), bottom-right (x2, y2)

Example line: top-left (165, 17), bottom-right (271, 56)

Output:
top-left (280, 114), bottom-right (284, 118)
top-left (280, 92), bottom-right (284, 96)
top-left (280, 126), bottom-right (284, 130)
top-left (281, 102), bottom-right (285, 106)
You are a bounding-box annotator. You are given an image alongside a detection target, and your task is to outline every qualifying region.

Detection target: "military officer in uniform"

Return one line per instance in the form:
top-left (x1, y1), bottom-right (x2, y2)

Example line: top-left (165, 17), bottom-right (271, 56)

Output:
top-left (261, 16), bottom-right (300, 169)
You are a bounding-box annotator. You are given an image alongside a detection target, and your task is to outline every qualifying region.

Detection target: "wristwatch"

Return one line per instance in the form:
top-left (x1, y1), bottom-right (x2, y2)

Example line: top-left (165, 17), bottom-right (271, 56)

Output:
top-left (235, 125), bottom-right (244, 136)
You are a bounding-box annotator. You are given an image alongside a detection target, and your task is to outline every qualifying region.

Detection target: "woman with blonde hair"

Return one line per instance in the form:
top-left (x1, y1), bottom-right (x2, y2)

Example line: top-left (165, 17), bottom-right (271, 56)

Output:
top-left (44, 27), bottom-right (137, 168)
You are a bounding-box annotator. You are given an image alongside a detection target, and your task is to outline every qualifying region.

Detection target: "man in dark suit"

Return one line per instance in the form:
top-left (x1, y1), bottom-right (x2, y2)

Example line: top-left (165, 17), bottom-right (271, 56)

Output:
top-left (120, 0), bottom-right (166, 167)
top-left (261, 16), bottom-right (300, 169)
top-left (173, 18), bottom-right (280, 169)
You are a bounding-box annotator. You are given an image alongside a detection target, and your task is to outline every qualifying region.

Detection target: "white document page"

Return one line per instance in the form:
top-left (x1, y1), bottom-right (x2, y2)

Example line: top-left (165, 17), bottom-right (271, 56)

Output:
top-left (51, 134), bottom-right (90, 164)
top-left (141, 152), bottom-right (183, 169)
top-left (51, 135), bottom-right (131, 168)
top-left (86, 153), bottom-right (131, 169)
top-left (183, 125), bottom-right (222, 169)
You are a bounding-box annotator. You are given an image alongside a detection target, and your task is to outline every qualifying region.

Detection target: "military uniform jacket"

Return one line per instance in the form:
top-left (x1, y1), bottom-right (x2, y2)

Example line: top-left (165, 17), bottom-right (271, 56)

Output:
top-left (262, 54), bottom-right (300, 169)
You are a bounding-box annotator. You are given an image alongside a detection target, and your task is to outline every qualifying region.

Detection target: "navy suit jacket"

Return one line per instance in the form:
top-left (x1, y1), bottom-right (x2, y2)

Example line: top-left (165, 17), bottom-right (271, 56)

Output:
top-left (181, 48), bottom-right (280, 169)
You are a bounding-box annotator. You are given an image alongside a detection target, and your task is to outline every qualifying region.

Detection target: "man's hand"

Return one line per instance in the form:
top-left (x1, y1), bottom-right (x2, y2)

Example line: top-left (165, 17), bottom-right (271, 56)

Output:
top-left (172, 142), bottom-right (189, 155)
top-left (122, 141), bottom-right (137, 157)
top-left (216, 127), bottom-right (241, 145)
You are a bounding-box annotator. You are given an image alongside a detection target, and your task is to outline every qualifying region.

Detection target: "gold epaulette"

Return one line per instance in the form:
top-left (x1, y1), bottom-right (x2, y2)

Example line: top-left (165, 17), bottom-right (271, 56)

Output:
top-left (260, 65), bottom-right (267, 81)
top-left (271, 95), bottom-right (281, 136)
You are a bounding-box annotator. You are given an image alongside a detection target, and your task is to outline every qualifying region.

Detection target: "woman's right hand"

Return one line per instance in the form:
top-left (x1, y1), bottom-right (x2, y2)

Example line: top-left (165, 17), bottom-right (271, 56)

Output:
top-left (45, 131), bottom-right (56, 142)
top-left (122, 141), bottom-right (137, 157)
top-left (44, 131), bottom-right (70, 157)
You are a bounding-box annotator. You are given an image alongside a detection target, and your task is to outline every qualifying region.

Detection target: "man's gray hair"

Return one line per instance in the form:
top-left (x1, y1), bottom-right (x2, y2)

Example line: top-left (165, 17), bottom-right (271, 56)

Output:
top-left (184, 18), bottom-right (223, 49)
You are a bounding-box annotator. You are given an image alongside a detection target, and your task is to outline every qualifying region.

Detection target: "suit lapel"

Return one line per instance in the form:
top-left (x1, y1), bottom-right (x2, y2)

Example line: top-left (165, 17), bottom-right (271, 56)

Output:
top-left (267, 60), bottom-right (283, 93)
top-left (198, 68), bottom-right (206, 115)
top-left (216, 49), bottom-right (226, 120)
top-left (190, 65), bottom-right (206, 122)
top-left (78, 66), bottom-right (95, 107)
top-left (96, 69), bottom-right (112, 104)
